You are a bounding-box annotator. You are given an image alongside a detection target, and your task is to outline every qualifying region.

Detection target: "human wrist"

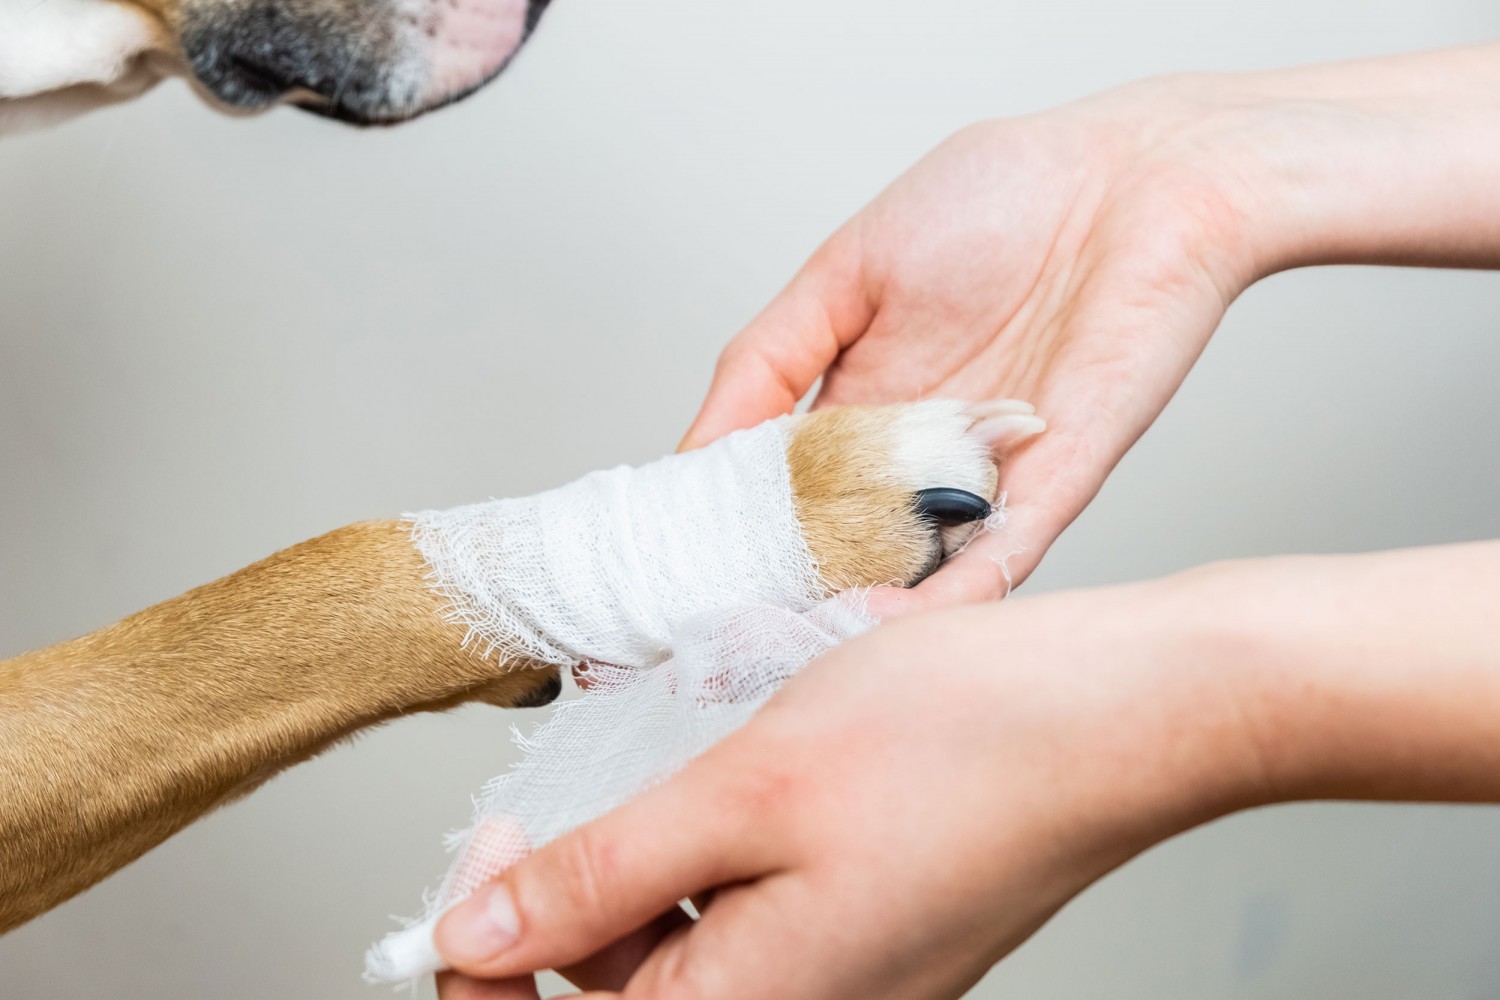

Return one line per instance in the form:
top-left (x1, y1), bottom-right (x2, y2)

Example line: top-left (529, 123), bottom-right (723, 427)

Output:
top-left (1098, 574), bottom-right (1286, 824)
top-left (1144, 555), bottom-right (1392, 811)
top-left (1149, 47), bottom-right (1500, 277)
top-left (971, 579), bottom-right (1278, 847)
top-left (1167, 546), bottom-right (1500, 808)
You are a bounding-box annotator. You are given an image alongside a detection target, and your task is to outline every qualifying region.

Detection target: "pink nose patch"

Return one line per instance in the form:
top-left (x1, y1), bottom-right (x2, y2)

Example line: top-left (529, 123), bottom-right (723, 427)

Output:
top-left (422, 0), bottom-right (528, 105)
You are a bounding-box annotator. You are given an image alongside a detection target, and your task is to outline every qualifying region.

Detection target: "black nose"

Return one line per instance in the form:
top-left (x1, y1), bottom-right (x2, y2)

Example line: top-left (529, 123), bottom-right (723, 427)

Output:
top-left (185, 34), bottom-right (409, 123)
top-left (185, 44), bottom-right (304, 110)
top-left (912, 488), bottom-right (992, 527)
top-left (223, 54), bottom-right (299, 100)
top-left (182, 10), bottom-right (339, 112)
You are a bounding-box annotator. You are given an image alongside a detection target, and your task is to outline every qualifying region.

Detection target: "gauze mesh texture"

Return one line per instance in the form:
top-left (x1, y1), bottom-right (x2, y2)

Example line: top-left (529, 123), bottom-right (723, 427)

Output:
top-left (366, 420), bottom-right (874, 981)
top-left (409, 419), bottom-right (825, 669)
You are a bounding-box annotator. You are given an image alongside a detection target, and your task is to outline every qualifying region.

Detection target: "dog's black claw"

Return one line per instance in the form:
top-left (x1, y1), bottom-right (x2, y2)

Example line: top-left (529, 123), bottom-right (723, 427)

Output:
top-left (912, 488), bottom-right (992, 527)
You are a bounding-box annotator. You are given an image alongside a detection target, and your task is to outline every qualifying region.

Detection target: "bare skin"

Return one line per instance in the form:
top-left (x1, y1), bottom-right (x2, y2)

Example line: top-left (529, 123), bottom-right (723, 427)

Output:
top-left (680, 43), bottom-right (1500, 613)
top-left (440, 43), bottom-right (1500, 998)
top-left (437, 542), bottom-right (1500, 1000)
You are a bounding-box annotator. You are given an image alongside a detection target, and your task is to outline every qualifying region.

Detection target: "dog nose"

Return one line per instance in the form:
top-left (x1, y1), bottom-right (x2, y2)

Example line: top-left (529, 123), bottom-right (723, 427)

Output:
top-left (220, 54), bottom-right (298, 101)
top-left (185, 40), bottom-right (304, 110)
top-left (183, 0), bottom-right (553, 124)
top-left (184, 27), bottom-right (408, 120)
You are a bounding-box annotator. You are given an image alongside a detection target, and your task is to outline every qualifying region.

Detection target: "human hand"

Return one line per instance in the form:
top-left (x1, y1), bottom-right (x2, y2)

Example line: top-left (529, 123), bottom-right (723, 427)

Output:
top-left (680, 81), bottom-right (1267, 611)
top-left (432, 540), bottom-right (1500, 999)
top-left (680, 46), bottom-right (1500, 611)
top-left (431, 575), bottom-right (1268, 999)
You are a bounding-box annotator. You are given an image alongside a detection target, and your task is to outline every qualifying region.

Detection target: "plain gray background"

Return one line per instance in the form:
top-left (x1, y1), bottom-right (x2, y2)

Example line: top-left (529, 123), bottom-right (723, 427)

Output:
top-left (3, 1), bottom-right (1500, 996)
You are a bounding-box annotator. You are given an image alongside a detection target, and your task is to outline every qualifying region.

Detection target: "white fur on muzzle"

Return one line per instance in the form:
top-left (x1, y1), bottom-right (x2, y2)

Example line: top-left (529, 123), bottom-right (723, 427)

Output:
top-left (0, 0), bottom-right (171, 135)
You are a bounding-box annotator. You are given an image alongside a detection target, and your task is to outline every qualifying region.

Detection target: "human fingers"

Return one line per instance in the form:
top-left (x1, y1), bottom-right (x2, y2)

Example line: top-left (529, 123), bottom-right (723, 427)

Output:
top-left (555, 909), bottom-right (695, 992)
top-left (435, 739), bottom-right (784, 980)
top-left (679, 239), bottom-right (873, 451)
top-left (864, 423), bottom-right (1102, 615)
top-left (436, 971), bottom-right (540, 1000)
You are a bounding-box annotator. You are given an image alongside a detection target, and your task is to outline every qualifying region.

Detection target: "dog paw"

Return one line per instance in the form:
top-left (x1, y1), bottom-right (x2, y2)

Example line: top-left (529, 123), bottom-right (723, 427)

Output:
top-left (786, 400), bottom-right (1043, 592)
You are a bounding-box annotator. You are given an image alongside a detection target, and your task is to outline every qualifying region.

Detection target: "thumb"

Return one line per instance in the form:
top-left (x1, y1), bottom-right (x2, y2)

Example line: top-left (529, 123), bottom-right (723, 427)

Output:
top-left (434, 749), bottom-right (779, 980)
top-left (679, 239), bottom-right (873, 452)
top-left (865, 426), bottom-right (1105, 615)
top-left (864, 499), bottom-right (1058, 616)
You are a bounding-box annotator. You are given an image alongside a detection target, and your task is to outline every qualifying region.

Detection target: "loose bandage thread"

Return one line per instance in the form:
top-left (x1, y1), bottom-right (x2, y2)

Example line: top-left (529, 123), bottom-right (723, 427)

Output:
top-left (366, 420), bottom-right (873, 981)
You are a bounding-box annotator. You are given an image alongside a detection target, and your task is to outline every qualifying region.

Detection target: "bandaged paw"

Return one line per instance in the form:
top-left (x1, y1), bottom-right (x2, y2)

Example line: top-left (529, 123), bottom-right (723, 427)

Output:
top-left (365, 399), bottom-right (1041, 982)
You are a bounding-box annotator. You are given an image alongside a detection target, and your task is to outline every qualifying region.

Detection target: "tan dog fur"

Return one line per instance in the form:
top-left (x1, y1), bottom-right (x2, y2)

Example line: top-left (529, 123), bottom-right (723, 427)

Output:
top-left (0, 402), bottom-right (1035, 935)
top-left (789, 405), bottom-right (1002, 593)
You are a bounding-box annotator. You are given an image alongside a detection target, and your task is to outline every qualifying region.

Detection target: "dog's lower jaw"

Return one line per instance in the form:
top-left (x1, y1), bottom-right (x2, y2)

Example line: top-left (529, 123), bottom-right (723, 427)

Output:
top-left (0, 521), bottom-right (555, 935)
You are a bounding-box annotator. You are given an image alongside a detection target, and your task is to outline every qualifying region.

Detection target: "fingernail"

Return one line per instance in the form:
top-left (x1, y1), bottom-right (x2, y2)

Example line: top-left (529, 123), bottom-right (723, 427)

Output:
top-left (442, 885), bottom-right (520, 963)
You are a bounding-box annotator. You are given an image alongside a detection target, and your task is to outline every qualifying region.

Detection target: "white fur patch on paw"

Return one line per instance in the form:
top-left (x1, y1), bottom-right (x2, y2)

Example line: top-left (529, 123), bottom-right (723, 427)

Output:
top-left (887, 398), bottom-right (1043, 555)
top-left (888, 400), bottom-right (1000, 496)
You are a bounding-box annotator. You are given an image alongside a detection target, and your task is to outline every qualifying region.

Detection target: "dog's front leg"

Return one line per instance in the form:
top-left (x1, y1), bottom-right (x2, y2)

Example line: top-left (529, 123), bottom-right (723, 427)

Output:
top-left (0, 520), bottom-right (557, 932)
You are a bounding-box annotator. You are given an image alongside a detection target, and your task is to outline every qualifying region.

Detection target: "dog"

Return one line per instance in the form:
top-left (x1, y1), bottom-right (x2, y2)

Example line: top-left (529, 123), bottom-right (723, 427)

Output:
top-left (0, 0), bottom-right (551, 132)
top-left (0, 400), bottom-right (1042, 936)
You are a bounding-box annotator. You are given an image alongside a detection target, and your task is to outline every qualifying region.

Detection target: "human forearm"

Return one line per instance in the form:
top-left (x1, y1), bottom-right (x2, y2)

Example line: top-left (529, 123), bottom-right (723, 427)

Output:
top-left (1140, 44), bottom-right (1500, 275)
top-left (1167, 542), bottom-right (1500, 809)
top-left (1255, 44), bottom-right (1500, 271)
top-left (926, 543), bottom-right (1500, 885)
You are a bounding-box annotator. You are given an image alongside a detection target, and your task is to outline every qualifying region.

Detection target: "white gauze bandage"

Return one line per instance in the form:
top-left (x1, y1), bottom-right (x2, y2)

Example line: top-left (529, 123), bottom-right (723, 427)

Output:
top-left (366, 419), bottom-right (874, 981)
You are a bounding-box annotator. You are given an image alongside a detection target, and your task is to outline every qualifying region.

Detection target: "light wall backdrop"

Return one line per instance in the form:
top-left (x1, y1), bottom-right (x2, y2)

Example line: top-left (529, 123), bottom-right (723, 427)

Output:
top-left (3, 1), bottom-right (1499, 996)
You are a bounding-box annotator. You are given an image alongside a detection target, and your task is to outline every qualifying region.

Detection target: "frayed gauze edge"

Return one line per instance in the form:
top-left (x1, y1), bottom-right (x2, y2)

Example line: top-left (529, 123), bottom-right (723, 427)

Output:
top-left (366, 421), bottom-right (875, 982)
